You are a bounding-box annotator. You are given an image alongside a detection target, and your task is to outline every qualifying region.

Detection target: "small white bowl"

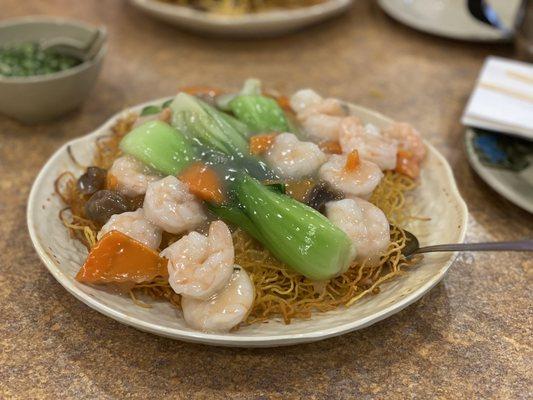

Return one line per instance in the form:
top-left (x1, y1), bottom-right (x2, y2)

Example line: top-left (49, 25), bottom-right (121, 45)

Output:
top-left (129, 0), bottom-right (354, 37)
top-left (0, 16), bottom-right (107, 123)
top-left (377, 0), bottom-right (521, 42)
top-left (27, 98), bottom-right (468, 347)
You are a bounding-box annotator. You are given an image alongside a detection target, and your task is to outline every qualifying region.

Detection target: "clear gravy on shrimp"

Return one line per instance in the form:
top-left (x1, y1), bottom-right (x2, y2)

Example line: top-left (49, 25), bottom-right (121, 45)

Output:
top-left (160, 221), bottom-right (234, 300)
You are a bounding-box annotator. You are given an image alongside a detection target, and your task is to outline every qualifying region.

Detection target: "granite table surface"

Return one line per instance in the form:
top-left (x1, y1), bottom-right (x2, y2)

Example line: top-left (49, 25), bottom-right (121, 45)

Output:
top-left (1, 0), bottom-right (532, 399)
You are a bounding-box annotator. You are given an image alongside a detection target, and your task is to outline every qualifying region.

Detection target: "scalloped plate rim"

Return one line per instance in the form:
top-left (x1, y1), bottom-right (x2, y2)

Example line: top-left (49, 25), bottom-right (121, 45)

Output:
top-left (27, 97), bottom-right (468, 347)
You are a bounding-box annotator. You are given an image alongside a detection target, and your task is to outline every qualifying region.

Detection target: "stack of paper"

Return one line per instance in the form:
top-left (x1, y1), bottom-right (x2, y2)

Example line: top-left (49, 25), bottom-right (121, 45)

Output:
top-left (462, 56), bottom-right (533, 140)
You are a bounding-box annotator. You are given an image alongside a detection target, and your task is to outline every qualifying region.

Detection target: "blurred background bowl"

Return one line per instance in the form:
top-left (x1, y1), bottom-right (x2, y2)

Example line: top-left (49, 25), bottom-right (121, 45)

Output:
top-left (0, 16), bottom-right (106, 124)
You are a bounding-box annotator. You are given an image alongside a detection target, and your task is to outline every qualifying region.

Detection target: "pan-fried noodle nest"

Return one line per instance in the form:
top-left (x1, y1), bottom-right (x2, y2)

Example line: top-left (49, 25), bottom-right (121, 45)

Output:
top-left (56, 113), bottom-right (419, 325)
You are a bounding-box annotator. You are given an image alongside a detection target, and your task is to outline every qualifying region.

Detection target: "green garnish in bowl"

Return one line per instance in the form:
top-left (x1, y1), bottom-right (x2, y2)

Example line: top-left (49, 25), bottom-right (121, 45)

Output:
top-left (0, 42), bottom-right (82, 77)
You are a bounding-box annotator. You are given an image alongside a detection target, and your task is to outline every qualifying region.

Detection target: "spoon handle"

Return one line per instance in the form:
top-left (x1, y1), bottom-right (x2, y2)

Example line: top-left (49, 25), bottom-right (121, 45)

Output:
top-left (85, 28), bottom-right (107, 61)
top-left (414, 240), bottom-right (533, 254)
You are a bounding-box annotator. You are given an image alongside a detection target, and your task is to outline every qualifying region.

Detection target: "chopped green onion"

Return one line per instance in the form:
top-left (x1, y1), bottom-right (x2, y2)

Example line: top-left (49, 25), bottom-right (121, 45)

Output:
top-left (0, 42), bottom-right (81, 77)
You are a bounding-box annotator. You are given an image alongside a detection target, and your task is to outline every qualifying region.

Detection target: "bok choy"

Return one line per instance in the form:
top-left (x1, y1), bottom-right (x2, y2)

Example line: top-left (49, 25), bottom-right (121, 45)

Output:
top-left (119, 120), bottom-right (196, 175)
top-left (215, 78), bottom-right (262, 111)
top-left (211, 174), bottom-right (355, 281)
top-left (170, 92), bottom-right (249, 156)
top-left (229, 94), bottom-right (289, 133)
top-left (169, 91), bottom-right (278, 181)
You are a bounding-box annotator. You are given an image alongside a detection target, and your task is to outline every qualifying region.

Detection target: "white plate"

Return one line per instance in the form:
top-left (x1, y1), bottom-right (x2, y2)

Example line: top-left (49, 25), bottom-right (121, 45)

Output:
top-left (465, 128), bottom-right (533, 213)
top-left (129, 0), bottom-right (353, 37)
top-left (27, 99), bottom-right (467, 347)
top-left (378, 0), bottom-right (521, 41)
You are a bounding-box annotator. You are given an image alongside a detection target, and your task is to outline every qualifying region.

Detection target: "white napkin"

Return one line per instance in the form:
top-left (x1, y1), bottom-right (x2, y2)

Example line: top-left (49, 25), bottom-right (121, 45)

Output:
top-left (462, 56), bottom-right (533, 140)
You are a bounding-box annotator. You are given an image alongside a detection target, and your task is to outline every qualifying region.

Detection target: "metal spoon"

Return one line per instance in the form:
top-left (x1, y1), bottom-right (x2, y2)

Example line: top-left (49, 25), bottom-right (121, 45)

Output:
top-left (402, 229), bottom-right (533, 257)
top-left (40, 27), bottom-right (107, 62)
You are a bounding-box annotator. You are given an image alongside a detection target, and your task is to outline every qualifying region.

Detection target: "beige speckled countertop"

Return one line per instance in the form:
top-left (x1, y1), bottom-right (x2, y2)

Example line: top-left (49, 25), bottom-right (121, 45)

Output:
top-left (1, 1), bottom-right (532, 398)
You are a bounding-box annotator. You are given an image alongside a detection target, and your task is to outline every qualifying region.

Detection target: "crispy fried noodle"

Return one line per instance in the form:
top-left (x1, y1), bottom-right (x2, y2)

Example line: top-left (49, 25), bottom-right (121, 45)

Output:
top-left (55, 113), bottom-right (418, 325)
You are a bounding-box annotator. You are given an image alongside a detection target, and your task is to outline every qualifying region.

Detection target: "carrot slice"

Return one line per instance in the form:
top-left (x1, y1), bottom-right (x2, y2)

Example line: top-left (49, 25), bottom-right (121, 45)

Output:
top-left (344, 150), bottom-right (360, 172)
top-left (396, 150), bottom-right (420, 179)
top-left (319, 140), bottom-right (342, 155)
top-left (285, 179), bottom-right (315, 202)
top-left (249, 134), bottom-right (277, 155)
top-left (179, 86), bottom-right (224, 98)
top-left (76, 231), bottom-right (168, 284)
top-left (274, 95), bottom-right (292, 112)
top-left (179, 162), bottom-right (224, 204)
top-left (264, 91), bottom-right (293, 113)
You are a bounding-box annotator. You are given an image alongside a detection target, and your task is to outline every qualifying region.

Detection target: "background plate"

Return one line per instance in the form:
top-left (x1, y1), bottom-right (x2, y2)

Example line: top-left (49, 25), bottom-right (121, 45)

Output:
top-left (378, 0), bottom-right (521, 41)
top-left (129, 0), bottom-right (353, 37)
top-left (27, 99), bottom-right (468, 347)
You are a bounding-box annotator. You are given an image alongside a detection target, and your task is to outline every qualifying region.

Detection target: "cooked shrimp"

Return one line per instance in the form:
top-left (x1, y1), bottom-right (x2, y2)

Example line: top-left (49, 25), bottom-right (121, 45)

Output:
top-left (143, 176), bottom-right (206, 234)
top-left (301, 98), bottom-right (345, 119)
top-left (290, 89), bottom-right (346, 141)
top-left (318, 154), bottom-right (383, 199)
top-left (97, 209), bottom-right (162, 250)
top-left (301, 114), bottom-right (344, 142)
top-left (107, 155), bottom-right (161, 197)
top-left (160, 221), bottom-right (234, 300)
top-left (339, 117), bottom-right (398, 171)
top-left (325, 198), bottom-right (390, 265)
top-left (265, 133), bottom-right (327, 179)
top-left (290, 89), bottom-right (345, 117)
top-left (383, 122), bottom-right (426, 162)
top-left (181, 266), bottom-right (254, 332)
top-left (289, 89), bottom-right (323, 114)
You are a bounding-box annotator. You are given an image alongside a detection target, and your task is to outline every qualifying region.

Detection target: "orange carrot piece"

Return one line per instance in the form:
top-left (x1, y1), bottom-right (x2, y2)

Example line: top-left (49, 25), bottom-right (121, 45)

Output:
top-left (249, 134), bottom-right (277, 155)
top-left (344, 150), bottom-right (360, 172)
top-left (179, 86), bottom-right (224, 98)
top-left (179, 162), bottom-right (224, 204)
top-left (264, 91), bottom-right (293, 113)
top-left (396, 150), bottom-right (420, 179)
top-left (76, 231), bottom-right (168, 284)
top-left (275, 95), bottom-right (292, 112)
top-left (319, 140), bottom-right (343, 154)
top-left (285, 179), bottom-right (315, 202)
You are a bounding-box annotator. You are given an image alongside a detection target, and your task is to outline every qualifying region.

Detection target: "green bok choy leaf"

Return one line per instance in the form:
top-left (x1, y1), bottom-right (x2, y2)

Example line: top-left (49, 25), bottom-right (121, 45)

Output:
top-left (229, 94), bottom-right (290, 133)
top-left (170, 92), bottom-right (250, 156)
top-left (119, 120), bottom-right (196, 175)
top-left (212, 174), bottom-right (355, 281)
top-left (215, 78), bottom-right (263, 111)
